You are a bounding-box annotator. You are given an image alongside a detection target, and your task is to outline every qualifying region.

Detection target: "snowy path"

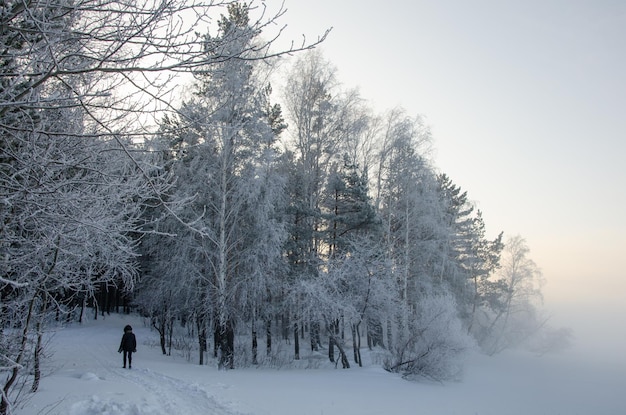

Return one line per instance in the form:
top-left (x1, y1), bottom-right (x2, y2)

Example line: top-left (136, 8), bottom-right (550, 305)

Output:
top-left (21, 314), bottom-right (251, 415)
top-left (68, 367), bottom-right (244, 415)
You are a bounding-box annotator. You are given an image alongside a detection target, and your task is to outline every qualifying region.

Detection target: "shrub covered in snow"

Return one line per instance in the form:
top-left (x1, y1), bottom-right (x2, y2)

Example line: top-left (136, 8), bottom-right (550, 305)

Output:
top-left (384, 294), bottom-right (475, 381)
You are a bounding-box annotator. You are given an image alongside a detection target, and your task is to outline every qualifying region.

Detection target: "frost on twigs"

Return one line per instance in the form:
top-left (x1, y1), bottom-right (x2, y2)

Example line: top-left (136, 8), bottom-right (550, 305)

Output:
top-left (384, 295), bottom-right (475, 382)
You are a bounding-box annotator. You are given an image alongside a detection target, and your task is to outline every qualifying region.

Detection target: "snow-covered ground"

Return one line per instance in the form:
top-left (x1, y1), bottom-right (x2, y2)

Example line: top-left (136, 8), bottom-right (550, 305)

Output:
top-left (16, 312), bottom-right (626, 415)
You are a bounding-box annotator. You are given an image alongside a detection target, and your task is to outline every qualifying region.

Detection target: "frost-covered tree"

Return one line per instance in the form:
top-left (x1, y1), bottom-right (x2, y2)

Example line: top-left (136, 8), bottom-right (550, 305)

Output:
top-left (376, 111), bottom-right (436, 325)
top-left (0, 2), bottom-right (162, 408)
top-left (0, 99), bottom-right (155, 413)
top-left (143, 3), bottom-right (288, 369)
top-left (332, 235), bottom-right (393, 367)
top-left (383, 294), bottom-right (475, 381)
top-left (434, 174), bottom-right (476, 294)
top-left (320, 156), bottom-right (381, 363)
top-left (434, 175), bottom-right (504, 329)
top-left (463, 211), bottom-right (504, 333)
top-left (368, 110), bottom-right (477, 379)
top-left (324, 156), bottom-right (379, 257)
top-left (281, 50), bottom-right (367, 358)
top-left (472, 235), bottom-right (545, 355)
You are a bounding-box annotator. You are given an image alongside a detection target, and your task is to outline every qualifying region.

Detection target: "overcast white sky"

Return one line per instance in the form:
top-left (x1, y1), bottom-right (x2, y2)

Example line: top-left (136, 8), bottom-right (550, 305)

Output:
top-left (259, 0), bottom-right (625, 323)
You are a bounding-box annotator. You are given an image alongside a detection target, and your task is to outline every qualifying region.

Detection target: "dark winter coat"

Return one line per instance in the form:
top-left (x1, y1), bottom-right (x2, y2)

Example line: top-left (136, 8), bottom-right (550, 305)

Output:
top-left (118, 328), bottom-right (137, 353)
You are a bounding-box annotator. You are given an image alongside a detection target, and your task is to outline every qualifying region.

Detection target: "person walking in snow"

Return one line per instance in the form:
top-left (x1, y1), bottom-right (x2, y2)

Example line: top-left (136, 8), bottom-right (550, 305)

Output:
top-left (118, 324), bottom-right (137, 369)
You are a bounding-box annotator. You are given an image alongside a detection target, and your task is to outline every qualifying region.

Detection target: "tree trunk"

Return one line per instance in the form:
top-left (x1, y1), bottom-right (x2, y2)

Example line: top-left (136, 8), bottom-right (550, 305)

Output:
top-left (31, 323), bottom-right (43, 393)
top-left (213, 321), bottom-right (219, 359)
top-left (217, 320), bottom-right (234, 370)
top-left (330, 335), bottom-right (350, 369)
top-left (155, 318), bottom-right (167, 355)
top-left (386, 316), bottom-right (393, 350)
top-left (79, 296), bottom-right (86, 324)
top-left (352, 323), bottom-right (362, 367)
top-left (294, 322), bottom-right (300, 360)
top-left (282, 313), bottom-right (289, 341)
top-left (1, 293), bottom-right (37, 415)
top-left (351, 324), bottom-right (358, 363)
top-left (311, 320), bottom-right (319, 351)
top-left (32, 296), bottom-right (49, 393)
top-left (467, 275), bottom-right (479, 335)
top-left (100, 283), bottom-right (108, 317)
top-left (252, 328), bottom-right (258, 365)
top-left (197, 317), bottom-right (206, 365)
top-left (266, 318), bottom-right (272, 355)
top-left (167, 318), bottom-right (174, 356)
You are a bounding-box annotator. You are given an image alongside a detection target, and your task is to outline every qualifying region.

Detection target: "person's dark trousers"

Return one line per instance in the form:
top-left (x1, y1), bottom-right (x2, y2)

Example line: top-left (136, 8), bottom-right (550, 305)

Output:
top-left (123, 351), bottom-right (133, 368)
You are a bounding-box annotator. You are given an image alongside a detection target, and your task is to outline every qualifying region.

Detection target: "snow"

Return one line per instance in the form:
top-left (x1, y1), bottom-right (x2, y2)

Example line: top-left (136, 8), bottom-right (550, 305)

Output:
top-left (17, 313), bottom-right (626, 415)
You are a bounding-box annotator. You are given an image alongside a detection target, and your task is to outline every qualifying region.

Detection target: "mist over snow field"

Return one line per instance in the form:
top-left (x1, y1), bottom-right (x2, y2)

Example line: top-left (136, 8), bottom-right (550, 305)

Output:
top-left (17, 313), bottom-right (626, 415)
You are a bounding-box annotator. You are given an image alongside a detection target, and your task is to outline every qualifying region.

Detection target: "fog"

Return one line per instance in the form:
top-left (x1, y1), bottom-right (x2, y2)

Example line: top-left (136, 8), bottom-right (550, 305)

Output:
top-left (545, 278), bottom-right (626, 367)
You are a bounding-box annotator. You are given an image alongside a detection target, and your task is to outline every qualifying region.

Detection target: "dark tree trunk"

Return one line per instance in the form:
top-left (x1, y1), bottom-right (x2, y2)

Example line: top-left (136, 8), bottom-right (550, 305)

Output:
top-left (197, 317), bottom-right (207, 365)
top-left (167, 318), bottom-right (174, 356)
top-left (252, 327), bottom-right (258, 365)
top-left (123, 293), bottom-right (131, 314)
top-left (213, 322), bottom-right (219, 359)
top-left (311, 320), bottom-right (319, 351)
top-left (352, 323), bottom-right (362, 367)
top-left (217, 320), bottom-right (234, 370)
top-left (266, 318), bottom-right (272, 355)
top-left (282, 313), bottom-right (289, 341)
top-left (328, 320), bottom-right (341, 363)
top-left (294, 322), bottom-right (300, 360)
top-left (32, 297), bottom-right (48, 393)
top-left (387, 317), bottom-right (393, 350)
top-left (32, 325), bottom-right (43, 393)
top-left (153, 317), bottom-right (167, 355)
top-left (79, 296), bottom-right (86, 323)
top-left (100, 283), bottom-right (108, 317)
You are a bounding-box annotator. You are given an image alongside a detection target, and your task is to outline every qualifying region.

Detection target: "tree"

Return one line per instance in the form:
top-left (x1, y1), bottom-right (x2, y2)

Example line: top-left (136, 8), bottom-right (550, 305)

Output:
top-left (333, 235), bottom-right (393, 367)
top-left (464, 211), bottom-right (504, 333)
top-left (322, 156), bottom-right (380, 364)
top-left (145, 2), bottom-right (289, 369)
top-left (434, 173), bottom-right (476, 295)
top-left (324, 155), bottom-right (379, 258)
top-left (383, 294), bottom-right (475, 381)
top-left (473, 235), bottom-right (545, 355)
top-left (375, 111), bottom-right (436, 343)
top-left (0, 115), bottom-right (155, 413)
top-left (281, 50), bottom-right (366, 358)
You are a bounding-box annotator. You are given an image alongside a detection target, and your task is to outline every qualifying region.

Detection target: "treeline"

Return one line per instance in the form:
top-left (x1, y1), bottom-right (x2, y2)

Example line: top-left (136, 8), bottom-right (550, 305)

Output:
top-left (0, 2), bottom-right (548, 413)
top-left (135, 4), bottom-right (548, 374)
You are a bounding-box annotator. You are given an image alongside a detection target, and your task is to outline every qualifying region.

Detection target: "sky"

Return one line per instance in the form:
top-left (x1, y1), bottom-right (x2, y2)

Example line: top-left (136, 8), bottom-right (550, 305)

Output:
top-left (258, 0), bottom-right (626, 330)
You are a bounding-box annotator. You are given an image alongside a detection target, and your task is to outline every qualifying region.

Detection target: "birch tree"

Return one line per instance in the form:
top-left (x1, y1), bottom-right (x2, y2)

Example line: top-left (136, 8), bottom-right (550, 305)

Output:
top-left (147, 3), bottom-right (289, 369)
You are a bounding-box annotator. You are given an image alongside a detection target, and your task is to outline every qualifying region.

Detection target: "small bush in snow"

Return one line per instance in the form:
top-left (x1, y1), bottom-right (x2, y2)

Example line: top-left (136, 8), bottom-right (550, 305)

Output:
top-left (384, 294), bottom-right (475, 381)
